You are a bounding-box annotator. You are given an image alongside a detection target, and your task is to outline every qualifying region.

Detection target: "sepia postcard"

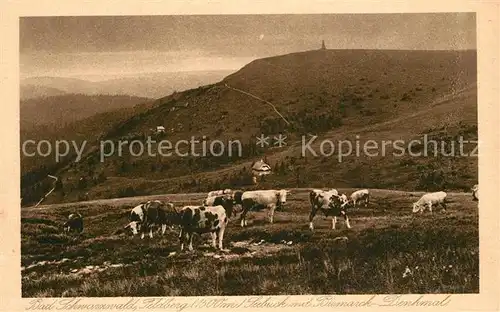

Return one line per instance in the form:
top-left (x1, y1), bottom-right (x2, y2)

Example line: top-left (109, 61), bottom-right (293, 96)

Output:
top-left (0, 0), bottom-right (499, 311)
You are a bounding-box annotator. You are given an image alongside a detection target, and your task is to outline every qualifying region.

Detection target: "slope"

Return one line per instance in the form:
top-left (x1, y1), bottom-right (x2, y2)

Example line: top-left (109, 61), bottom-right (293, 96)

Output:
top-left (25, 49), bottom-right (477, 205)
top-left (20, 94), bottom-right (151, 127)
top-left (20, 84), bottom-right (67, 100)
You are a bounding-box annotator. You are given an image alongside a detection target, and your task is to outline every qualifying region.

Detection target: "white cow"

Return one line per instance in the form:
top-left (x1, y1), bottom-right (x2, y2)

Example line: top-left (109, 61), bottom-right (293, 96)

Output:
top-left (239, 189), bottom-right (290, 227)
top-left (347, 189), bottom-right (370, 208)
top-left (471, 184), bottom-right (479, 201)
top-left (412, 191), bottom-right (447, 213)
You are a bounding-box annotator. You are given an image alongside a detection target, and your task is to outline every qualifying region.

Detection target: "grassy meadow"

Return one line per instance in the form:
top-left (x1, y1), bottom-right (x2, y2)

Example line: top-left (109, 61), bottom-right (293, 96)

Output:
top-left (21, 189), bottom-right (479, 297)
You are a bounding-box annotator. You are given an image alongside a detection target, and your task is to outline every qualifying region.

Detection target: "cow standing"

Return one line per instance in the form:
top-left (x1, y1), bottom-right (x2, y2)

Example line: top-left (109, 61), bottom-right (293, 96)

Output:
top-left (412, 191), bottom-right (447, 213)
top-left (177, 205), bottom-right (228, 251)
top-left (63, 213), bottom-right (84, 234)
top-left (239, 190), bottom-right (289, 227)
top-left (203, 190), bottom-right (244, 218)
top-left (309, 190), bottom-right (351, 231)
top-left (203, 194), bottom-right (234, 218)
top-left (471, 184), bottom-right (479, 201)
top-left (124, 200), bottom-right (176, 239)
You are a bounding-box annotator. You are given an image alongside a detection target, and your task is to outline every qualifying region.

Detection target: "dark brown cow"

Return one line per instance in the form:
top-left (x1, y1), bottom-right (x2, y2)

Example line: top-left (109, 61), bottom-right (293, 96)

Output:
top-left (124, 200), bottom-right (178, 239)
top-left (63, 213), bottom-right (84, 234)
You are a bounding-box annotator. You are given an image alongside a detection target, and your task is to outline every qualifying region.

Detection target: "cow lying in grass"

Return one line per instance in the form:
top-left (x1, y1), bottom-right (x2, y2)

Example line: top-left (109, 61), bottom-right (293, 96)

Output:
top-left (309, 190), bottom-right (351, 230)
top-left (412, 191), bottom-right (447, 213)
top-left (124, 200), bottom-right (177, 239)
top-left (177, 205), bottom-right (228, 251)
top-left (63, 213), bottom-right (84, 234)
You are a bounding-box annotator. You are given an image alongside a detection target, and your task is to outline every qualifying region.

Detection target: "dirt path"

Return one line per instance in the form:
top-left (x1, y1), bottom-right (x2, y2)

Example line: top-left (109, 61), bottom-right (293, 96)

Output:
top-left (23, 84), bottom-right (476, 212)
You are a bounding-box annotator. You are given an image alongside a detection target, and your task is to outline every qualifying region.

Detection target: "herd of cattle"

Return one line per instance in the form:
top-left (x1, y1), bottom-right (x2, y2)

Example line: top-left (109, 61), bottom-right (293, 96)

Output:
top-left (60, 184), bottom-right (479, 251)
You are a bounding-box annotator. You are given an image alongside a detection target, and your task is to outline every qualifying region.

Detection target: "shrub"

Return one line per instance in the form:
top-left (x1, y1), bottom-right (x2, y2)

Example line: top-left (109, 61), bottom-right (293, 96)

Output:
top-left (117, 187), bottom-right (137, 198)
top-left (400, 93), bottom-right (412, 101)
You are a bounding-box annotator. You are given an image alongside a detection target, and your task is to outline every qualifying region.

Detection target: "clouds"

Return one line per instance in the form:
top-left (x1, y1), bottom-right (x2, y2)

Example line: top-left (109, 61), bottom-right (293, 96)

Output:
top-left (21, 14), bottom-right (476, 54)
top-left (20, 50), bottom-right (255, 79)
top-left (20, 14), bottom-right (476, 78)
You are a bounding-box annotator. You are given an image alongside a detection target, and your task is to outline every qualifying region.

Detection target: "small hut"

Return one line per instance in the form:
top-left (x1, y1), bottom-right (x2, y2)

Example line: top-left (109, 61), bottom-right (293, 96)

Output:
top-left (251, 159), bottom-right (272, 184)
top-left (156, 126), bottom-right (166, 134)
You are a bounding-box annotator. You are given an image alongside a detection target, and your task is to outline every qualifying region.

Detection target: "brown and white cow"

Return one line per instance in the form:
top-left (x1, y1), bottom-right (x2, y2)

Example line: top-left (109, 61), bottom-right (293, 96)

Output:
top-left (203, 195), bottom-right (234, 218)
top-left (177, 205), bottom-right (228, 251)
top-left (471, 184), bottom-right (479, 201)
top-left (203, 190), bottom-right (244, 218)
top-left (309, 190), bottom-right (351, 231)
top-left (239, 189), bottom-right (289, 227)
top-left (63, 213), bottom-right (84, 234)
top-left (124, 200), bottom-right (177, 239)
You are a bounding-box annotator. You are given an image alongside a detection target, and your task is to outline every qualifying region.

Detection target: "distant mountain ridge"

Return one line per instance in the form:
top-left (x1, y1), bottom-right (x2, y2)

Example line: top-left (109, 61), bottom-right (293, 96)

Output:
top-left (20, 94), bottom-right (151, 128)
top-left (20, 84), bottom-right (67, 100)
top-left (21, 70), bottom-right (234, 99)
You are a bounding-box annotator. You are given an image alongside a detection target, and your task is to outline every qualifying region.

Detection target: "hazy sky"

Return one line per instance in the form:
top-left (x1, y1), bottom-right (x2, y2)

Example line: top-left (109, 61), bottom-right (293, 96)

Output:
top-left (20, 13), bottom-right (476, 80)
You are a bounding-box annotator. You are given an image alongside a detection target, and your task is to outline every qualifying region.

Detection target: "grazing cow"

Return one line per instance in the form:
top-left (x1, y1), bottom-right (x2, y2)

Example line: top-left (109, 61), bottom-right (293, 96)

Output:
top-left (412, 191), bottom-right (447, 213)
top-left (142, 200), bottom-right (178, 238)
top-left (177, 205), bottom-right (228, 251)
top-left (339, 194), bottom-right (349, 204)
top-left (346, 189), bottom-right (370, 208)
top-left (471, 184), bottom-right (479, 201)
top-left (239, 189), bottom-right (289, 227)
top-left (63, 213), bottom-right (84, 234)
top-left (124, 203), bottom-right (145, 235)
top-left (309, 190), bottom-right (351, 230)
top-left (124, 200), bottom-right (176, 239)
